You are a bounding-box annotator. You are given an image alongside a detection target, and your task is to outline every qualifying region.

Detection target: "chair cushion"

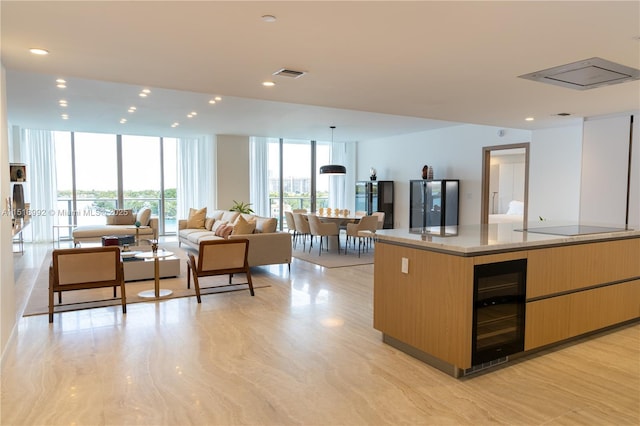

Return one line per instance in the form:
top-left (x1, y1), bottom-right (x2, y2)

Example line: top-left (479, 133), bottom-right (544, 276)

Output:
top-left (187, 207), bottom-right (207, 229)
top-left (186, 231), bottom-right (216, 244)
top-left (136, 207), bottom-right (152, 226)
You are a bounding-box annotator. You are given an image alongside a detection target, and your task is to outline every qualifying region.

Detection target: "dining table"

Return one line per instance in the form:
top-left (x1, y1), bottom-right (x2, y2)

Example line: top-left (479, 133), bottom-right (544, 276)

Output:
top-left (305, 213), bottom-right (362, 251)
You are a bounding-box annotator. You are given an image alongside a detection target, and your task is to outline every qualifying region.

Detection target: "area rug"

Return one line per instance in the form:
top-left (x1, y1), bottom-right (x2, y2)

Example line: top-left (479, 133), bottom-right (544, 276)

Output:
top-left (292, 243), bottom-right (374, 268)
top-left (24, 243), bottom-right (269, 317)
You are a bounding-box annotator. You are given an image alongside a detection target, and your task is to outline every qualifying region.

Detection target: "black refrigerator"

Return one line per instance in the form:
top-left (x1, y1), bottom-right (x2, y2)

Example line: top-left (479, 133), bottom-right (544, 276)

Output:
top-left (355, 180), bottom-right (394, 229)
top-left (409, 179), bottom-right (459, 228)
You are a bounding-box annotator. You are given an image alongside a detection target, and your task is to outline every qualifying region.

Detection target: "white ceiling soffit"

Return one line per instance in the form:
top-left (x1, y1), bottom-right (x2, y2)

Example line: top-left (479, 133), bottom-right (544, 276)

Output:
top-left (519, 57), bottom-right (640, 91)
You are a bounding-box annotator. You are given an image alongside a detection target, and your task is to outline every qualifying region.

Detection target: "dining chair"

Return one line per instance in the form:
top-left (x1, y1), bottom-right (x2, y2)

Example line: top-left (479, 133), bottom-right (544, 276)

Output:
top-left (49, 246), bottom-right (126, 323)
top-left (345, 215), bottom-right (378, 257)
top-left (293, 213), bottom-right (312, 251)
top-left (284, 211), bottom-right (298, 247)
top-left (186, 239), bottom-right (254, 303)
top-left (307, 214), bottom-right (341, 256)
top-left (371, 212), bottom-right (385, 230)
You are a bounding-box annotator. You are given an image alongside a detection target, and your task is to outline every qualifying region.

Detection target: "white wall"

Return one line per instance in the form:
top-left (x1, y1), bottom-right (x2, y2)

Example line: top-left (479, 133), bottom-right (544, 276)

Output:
top-left (1, 64), bottom-right (17, 359)
top-left (357, 124), bottom-right (531, 228)
top-left (216, 134), bottom-right (250, 210)
top-left (529, 125), bottom-right (583, 222)
top-left (580, 115), bottom-right (633, 225)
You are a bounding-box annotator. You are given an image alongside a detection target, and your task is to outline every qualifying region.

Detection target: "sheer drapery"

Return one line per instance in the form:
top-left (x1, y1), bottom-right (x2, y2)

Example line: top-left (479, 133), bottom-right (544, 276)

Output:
top-left (249, 137), bottom-right (269, 217)
top-left (177, 135), bottom-right (216, 220)
top-left (329, 141), bottom-right (356, 210)
top-left (22, 129), bottom-right (58, 242)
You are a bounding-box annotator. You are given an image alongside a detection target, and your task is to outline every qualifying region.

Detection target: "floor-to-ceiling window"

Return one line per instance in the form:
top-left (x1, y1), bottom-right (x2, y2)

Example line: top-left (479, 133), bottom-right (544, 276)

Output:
top-left (74, 132), bottom-right (118, 226)
top-left (52, 131), bottom-right (177, 236)
top-left (121, 134), bottom-right (162, 235)
top-left (262, 138), bottom-right (333, 229)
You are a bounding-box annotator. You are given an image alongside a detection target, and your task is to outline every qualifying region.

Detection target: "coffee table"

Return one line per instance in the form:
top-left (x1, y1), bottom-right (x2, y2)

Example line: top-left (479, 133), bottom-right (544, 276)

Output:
top-left (134, 250), bottom-right (176, 298)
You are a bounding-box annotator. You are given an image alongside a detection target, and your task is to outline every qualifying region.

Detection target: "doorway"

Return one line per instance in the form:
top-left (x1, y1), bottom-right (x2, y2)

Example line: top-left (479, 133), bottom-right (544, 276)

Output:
top-left (481, 143), bottom-right (530, 226)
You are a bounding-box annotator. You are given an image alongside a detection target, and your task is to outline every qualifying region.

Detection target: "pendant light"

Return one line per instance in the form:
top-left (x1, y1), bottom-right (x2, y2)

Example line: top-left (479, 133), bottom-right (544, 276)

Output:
top-left (319, 126), bottom-right (346, 175)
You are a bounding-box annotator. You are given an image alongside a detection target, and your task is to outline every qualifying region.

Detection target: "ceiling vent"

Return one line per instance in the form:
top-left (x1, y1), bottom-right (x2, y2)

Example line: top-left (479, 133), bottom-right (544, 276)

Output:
top-left (273, 68), bottom-right (306, 79)
top-left (519, 57), bottom-right (640, 90)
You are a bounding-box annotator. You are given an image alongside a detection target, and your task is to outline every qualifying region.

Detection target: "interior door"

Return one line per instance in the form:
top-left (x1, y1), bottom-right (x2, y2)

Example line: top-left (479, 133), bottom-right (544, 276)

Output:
top-left (481, 143), bottom-right (530, 226)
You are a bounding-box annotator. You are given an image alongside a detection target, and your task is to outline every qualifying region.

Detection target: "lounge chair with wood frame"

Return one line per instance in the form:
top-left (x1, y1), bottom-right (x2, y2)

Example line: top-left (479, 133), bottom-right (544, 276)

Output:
top-left (186, 239), bottom-right (255, 303)
top-left (48, 246), bottom-right (126, 323)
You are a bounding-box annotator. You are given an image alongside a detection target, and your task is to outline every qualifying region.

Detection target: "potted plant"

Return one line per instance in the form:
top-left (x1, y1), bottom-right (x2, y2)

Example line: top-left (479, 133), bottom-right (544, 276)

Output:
top-left (230, 200), bottom-right (254, 214)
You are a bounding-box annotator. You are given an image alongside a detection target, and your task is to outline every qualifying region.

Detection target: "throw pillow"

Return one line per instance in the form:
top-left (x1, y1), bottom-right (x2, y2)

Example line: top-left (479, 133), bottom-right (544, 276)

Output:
top-left (211, 220), bottom-right (229, 233)
top-left (187, 207), bottom-right (207, 229)
top-left (256, 217), bottom-right (277, 233)
top-left (136, 207), bottom-right (152, 226)
top-left (232, 215), bottom-right (257, 235)
top-left (204, 217), bottom-right (215, 231)
top-left (107, 209), bottom-right (135, 225)
top-left (214, 224), bottom-right (233, 239)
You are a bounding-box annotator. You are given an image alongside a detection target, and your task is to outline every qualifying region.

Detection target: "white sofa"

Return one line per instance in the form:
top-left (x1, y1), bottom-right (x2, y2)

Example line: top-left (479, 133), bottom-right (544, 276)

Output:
top-left (178, 209), bottom-right (292, 269)
top-left (72, 207), bottom-right (158, 246)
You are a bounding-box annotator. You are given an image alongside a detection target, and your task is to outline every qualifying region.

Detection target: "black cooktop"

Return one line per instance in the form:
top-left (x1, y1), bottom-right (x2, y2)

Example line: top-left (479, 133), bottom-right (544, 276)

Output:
top-left (517, 225), bottom-right (630, 236)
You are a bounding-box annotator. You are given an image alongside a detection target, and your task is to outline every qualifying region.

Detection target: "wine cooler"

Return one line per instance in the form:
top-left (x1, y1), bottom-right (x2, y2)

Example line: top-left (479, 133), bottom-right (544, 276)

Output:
top-left (472, 259), bottom-right (526, 366)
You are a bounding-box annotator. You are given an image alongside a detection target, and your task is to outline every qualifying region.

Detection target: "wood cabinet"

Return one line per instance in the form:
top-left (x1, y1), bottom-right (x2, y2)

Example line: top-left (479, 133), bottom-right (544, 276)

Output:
top-left (373, 234), bottom-right (640, 376)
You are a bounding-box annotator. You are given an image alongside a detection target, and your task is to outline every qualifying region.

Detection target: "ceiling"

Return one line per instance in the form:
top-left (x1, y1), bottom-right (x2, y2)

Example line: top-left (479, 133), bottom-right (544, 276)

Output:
top-left (2, 1), bottom-right (639, 142)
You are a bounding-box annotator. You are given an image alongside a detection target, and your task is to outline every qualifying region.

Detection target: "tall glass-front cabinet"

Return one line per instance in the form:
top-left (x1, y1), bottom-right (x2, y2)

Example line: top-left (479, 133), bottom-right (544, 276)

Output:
top-left (355, 180), bottom-right (394, 228)
top-left (410, 179), bottom-right (459, 228)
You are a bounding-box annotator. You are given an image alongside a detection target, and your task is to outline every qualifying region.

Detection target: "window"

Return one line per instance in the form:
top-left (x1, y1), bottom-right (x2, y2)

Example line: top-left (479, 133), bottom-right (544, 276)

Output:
top-left (260, 138), bottom-right (334, 229)
top-left (52, 131), bottom-right (178, 236)
top-left (74, 132), bottom-right (118, 226)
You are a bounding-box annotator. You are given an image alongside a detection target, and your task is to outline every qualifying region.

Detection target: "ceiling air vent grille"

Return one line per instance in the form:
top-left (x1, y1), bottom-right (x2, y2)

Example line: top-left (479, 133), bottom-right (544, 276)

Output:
top-left (273, 68), bottom-right (306, 79)
top-left (519, 57), bottom-right (640, 91)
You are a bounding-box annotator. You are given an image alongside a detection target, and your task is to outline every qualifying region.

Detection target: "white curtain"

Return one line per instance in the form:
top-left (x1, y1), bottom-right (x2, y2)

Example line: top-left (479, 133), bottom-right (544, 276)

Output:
top-left (177, 135), bottom-right (216, 219)
top-left (249, 137), bottom-right (269, 217)
top-left (22, 129), bottom-right (58, 242)
top-left (329, 141), bottom-right (356, 210)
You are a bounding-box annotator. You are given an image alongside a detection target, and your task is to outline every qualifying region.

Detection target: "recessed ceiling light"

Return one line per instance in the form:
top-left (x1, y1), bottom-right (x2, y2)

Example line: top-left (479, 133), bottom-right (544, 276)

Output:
top-left (262, 81), bottom-right (275, 87)
top-left (171, 122), bottom-right (180, 128)
top-left (208, 100), bottom-right (217, 104)
top-left (120, 118), bottom-right (127, 124)
top-left (61, 114), bottom-right (69, 120)
top-left (215, 96), bottom-right (222, 101)
top-left (139, 93), bottom-right (148, 98)
top-left (525, 117), bottom-right (535, 121)
top-left (29, 48), bottom-right (49, 55)
top-left (142, 89), bottom-right (151, 94)
top-left (261, 15), bottom-right (277, 23)
top-left (57, 84), bottom-right (66, 89)
top-left (56, 78), bottom-right (66, 84)
top-left (59, 100), bottom-right (67, 106)
top-left (128, 106), bottom-right (136, 113)
top-left (187, 114), bottom-right (193, 118)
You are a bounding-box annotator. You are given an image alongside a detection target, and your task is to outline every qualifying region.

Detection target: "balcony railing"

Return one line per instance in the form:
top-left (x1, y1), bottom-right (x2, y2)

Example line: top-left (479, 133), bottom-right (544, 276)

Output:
top-left (55, 197), bottom-right (177, 238)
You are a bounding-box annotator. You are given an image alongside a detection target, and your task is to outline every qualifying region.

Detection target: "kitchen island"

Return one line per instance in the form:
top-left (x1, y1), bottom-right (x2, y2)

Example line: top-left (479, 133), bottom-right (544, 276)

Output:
top-left (373, 223), bottom-right (640, 377)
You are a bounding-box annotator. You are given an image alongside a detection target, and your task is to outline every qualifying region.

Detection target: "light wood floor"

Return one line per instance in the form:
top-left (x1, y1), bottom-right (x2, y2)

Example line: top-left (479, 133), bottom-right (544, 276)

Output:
top-left (2, 240), bottom-right (639, 425)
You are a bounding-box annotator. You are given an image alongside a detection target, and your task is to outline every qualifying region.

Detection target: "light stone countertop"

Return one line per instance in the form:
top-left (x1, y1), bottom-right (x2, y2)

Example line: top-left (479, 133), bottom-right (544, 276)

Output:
top-left (375, 221), bottom-right (640, 256)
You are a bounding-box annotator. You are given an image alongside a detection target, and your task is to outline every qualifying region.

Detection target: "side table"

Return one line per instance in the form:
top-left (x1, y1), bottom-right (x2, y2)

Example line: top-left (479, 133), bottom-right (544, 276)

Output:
top-left (135, 250), bottom-right (175, 298)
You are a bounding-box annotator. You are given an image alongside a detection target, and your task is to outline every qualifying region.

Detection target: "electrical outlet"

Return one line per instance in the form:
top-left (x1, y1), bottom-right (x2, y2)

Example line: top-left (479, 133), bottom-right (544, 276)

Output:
top-left (401, 257), bottom-right (409, 274)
